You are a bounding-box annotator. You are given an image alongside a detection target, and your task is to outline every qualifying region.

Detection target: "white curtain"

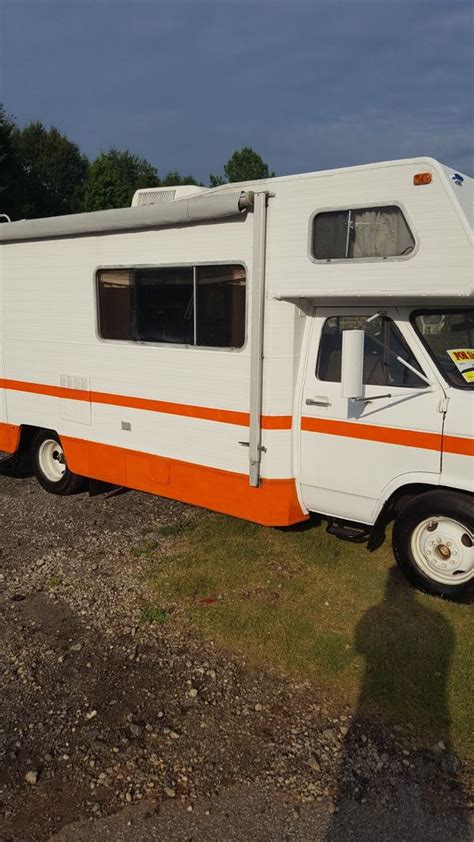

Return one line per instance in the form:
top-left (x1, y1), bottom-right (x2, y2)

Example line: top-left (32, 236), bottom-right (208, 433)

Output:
top-left (351, 207), bottom-right (414, 258)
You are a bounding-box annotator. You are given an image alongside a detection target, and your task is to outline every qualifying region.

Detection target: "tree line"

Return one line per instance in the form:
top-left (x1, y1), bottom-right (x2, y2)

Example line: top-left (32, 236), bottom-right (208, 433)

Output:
top-left (0, 104), bottom-right (274, 221)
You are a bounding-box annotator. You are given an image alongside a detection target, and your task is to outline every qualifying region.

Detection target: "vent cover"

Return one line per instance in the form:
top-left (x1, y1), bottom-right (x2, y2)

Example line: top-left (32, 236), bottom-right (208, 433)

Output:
top-left (60, 374), bottom-right (90, 392)
top-left (131, 185), bottom-right (208, 207)
top-left (60, 374), bottom-right (91, 425)
top-left (136, 189), bottom-right (176, 206)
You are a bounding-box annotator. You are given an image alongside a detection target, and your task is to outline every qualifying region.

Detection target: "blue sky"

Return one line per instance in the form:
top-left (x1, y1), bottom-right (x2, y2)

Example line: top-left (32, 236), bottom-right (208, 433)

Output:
top-left (1, 0), bottom-right (473, 180)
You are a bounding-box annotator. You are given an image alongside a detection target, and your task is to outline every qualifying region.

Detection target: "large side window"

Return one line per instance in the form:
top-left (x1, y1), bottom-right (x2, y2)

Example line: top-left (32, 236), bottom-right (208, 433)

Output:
top-left (312, 206), bottom-right (415, 260)
top-left (316, 315), bottom-right (426, 388)
top-left (97, 264), bottom-right (246, 349)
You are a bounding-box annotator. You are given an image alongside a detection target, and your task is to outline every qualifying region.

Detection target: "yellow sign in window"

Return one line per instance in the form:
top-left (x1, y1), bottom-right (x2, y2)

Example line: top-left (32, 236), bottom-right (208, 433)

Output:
top-left (447, 349), bottom-right (474, 383)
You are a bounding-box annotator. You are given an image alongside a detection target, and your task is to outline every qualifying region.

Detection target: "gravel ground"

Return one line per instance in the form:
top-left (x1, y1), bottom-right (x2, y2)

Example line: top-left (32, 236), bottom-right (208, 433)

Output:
top-left (0, 472), bottom-right (472, 841)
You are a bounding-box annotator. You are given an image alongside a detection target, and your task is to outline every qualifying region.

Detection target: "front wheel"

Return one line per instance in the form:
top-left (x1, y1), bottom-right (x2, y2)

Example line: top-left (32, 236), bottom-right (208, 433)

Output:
top-left (32, 430), bottom-right (87, 495)
top-left (393, 490), bottom-right (474, 600)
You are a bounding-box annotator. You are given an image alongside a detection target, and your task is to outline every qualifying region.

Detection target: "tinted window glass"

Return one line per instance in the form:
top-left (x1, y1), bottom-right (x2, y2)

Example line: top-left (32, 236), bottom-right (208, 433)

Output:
top-left (312, 206), bottom-right (415, 260)
top-left (196, 265), bottom-right (246, 347)
top-left (312, 211), bottom-right (348, 260)
top-left (136, 268), bottom-right (194, 344)
top-left (97, 269), bottom-right (134, 340)
top-left (317, 315), bottom-right (425, 388)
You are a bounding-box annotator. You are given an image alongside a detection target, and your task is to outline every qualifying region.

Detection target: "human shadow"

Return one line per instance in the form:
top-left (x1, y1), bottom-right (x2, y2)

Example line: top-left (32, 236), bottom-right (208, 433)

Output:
top-left (326, 567), bottom-right (470, 841)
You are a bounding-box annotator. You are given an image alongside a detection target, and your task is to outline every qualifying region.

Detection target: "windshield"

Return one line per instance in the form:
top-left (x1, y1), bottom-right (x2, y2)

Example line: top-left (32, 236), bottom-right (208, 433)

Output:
top-left (412, 309), bottom-right (474, 390)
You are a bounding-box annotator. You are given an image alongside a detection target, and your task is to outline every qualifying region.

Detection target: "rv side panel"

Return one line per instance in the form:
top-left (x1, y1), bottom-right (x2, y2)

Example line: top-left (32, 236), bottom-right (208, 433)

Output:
top-left (1, 212), bottom-right (306, 525)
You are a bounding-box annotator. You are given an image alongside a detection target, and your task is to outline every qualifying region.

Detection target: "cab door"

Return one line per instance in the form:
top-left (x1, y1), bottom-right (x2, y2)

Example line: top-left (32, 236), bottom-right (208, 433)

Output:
top-left (299, 308), bottom-right (445, 524)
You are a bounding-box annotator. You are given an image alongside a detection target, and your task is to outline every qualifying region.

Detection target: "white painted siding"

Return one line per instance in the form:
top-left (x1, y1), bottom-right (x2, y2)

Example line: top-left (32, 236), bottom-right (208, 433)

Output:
top-left (0, 252), bottom-right (6, 429)
top-left (1, 209), bottom-right (298, 479)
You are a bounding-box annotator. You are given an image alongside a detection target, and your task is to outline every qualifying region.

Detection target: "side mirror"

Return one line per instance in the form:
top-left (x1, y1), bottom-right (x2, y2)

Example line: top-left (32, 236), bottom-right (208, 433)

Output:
top-left (341, 329), bottom-right (364, 399)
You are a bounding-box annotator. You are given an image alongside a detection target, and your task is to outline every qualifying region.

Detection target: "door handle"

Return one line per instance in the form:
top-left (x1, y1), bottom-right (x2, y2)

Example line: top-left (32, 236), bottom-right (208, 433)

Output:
top-left (305, 396), bottom-right (330, 406)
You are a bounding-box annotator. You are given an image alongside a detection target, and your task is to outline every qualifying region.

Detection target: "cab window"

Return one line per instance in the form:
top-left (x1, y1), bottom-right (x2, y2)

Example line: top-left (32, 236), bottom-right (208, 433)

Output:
top-left (317, 315), bottom-right (426, 388)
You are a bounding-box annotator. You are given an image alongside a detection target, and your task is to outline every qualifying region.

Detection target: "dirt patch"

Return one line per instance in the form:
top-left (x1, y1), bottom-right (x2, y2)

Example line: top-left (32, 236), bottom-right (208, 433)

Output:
top-left (0, 476), bottom-right (472, 841)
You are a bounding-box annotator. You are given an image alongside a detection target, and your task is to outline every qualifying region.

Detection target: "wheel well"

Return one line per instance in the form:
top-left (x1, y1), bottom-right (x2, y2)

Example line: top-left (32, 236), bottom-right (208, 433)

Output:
top-left (15, 425), bottom-right (43, 457)
top-left (383, 483), bottom-right (473, 518)
top-left (368, 484), bottom-right (473, 552)
top-left (2, 425), bottom-right (58, 476)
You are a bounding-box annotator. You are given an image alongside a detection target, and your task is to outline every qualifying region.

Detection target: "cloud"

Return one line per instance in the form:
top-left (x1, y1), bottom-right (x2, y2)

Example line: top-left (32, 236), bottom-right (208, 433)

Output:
top-left (1, 0), bottom-right (472, 177)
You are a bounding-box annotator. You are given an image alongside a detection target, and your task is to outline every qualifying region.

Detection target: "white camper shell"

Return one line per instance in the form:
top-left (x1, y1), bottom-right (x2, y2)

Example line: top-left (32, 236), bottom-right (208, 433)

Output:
top-left (1, 157), bottom-right (473, 599)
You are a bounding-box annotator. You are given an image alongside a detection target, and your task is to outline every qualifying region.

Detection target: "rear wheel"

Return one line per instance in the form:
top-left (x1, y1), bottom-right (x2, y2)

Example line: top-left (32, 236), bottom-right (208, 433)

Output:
top-left (393, 490), bottom-right (474, 600)
top-left (32, 430), bottom-right (87, 495)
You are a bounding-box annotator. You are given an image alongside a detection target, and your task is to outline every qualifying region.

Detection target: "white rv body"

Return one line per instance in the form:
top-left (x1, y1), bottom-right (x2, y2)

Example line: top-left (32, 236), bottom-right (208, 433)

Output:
top-left (0, 156), bottom-right (473, 595)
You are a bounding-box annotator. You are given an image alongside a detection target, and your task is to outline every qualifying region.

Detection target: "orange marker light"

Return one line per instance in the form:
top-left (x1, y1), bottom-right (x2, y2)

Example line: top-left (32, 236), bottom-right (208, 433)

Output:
top-left (414, 172), bottom-right (432, 185)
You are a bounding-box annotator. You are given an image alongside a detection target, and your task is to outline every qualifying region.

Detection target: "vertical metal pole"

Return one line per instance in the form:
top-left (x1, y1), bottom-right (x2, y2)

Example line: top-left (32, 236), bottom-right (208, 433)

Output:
top-left (193, 266), bottom-right (197, 345)
top-left (248, 192), bottom-right (268, 487)
top-left (345, 209), bottom-right (352, 258)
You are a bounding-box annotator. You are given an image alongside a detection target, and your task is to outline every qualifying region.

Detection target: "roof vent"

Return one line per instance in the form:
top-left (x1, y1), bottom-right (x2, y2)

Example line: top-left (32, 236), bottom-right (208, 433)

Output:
top-left (131, 185), bottom-right (208, 207)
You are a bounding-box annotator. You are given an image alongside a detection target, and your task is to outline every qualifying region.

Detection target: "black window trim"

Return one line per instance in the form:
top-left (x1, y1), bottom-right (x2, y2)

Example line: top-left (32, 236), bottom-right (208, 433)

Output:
top-left (308, 200), bottom-right (419, 265)
top-left (411, 307), bottom-right (474, 391)
top-left (95, 261), bottom-right (248, 353)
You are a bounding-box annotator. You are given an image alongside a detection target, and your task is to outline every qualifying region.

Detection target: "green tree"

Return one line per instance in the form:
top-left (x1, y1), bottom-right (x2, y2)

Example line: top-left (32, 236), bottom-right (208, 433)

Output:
top-left (160, 170), bottom-right (201, 187)
top-left (82, 149), bottom-right (160, 211)
top-left (13, 121), bottom-right (88, 217)
top-left (210, 147), bottom-right (274, 187)
top-left (0, 105), bottom-right (26, 220)
top-left (209, 173), bottom-right (226, 188)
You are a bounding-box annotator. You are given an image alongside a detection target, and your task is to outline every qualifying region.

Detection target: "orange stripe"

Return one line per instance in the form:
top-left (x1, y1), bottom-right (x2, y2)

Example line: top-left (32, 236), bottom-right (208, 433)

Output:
top-left (443, 434), bottom-right (474, 458)
top-left (261, 415), bottom-right (293, 430)
top-left (0, 422), bottom-right (20, 454)
top-left (301, 416), bottom-right (443, 452)
top-left (3, 377), bottom-right (471, 456)
top-left (0, 378), bottom-right (292, 430)
top-left (61, 436), bottom-right (306, 527)
top-left (91, 389), bottom-right (250, 426)
top-left (2, 378), bottom-right (90, 402)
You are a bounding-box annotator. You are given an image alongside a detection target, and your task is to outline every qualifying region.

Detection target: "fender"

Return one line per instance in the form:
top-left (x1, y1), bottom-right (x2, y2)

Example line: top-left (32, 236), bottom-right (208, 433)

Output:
top-left (371, 470), bottom-right (442, 523)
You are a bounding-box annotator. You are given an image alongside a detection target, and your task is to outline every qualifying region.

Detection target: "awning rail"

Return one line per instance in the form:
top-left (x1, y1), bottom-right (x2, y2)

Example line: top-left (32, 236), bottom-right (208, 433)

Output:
top-left (0, 190), bottom-right (254, 244)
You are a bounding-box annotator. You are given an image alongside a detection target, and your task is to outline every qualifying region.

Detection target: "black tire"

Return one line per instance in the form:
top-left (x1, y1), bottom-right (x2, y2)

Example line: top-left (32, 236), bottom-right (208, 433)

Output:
top-left (392, 490), bottom-right (474, 601)
top-left (32, 430), bottom-right (87, 496)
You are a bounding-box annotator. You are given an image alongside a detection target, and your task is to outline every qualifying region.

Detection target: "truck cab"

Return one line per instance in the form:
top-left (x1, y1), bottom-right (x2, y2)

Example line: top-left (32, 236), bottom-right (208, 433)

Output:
top-left (299, 304), bottom-right (473, 599)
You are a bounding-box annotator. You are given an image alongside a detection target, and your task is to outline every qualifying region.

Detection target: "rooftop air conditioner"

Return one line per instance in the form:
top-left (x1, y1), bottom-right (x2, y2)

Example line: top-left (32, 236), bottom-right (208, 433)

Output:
top-left (131, 185), bottom-right (208, 207)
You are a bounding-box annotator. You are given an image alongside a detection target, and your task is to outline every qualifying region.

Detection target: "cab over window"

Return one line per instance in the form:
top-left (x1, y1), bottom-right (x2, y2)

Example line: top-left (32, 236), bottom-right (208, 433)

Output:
top-left (97, 264), bottom-right (246, 348)
top-left (317, 315), bottom-right (426, 388)
top-left (312, 206), bottom-right (415, 260)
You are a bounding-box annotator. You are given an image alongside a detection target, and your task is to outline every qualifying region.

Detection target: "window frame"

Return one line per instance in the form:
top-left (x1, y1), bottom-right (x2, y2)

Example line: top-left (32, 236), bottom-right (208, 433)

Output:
top-left (94, 261), bottom-right (248, 353)
top-left (308, 201), bottom-right (419, 265)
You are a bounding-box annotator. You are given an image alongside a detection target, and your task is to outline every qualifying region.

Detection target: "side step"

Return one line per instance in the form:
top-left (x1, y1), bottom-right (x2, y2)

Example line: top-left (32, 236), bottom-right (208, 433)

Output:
top-left (326, 521), bottom-right (371, 543)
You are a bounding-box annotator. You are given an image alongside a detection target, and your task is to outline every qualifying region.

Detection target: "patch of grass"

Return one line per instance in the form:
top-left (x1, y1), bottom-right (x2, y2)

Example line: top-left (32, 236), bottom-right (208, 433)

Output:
top-left (148, 511), bottom-right (474, 760)
top-left (140, 604), bottom-right (169, 625)
top-left (131, 540), bottom-right (159, 559)
top-left (156, 521), bottom-right (190, 538)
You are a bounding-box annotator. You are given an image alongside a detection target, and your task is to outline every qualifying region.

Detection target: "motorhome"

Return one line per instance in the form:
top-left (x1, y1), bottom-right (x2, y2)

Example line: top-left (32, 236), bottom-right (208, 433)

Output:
top-left (0, 157), bottom-right (473, 599)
